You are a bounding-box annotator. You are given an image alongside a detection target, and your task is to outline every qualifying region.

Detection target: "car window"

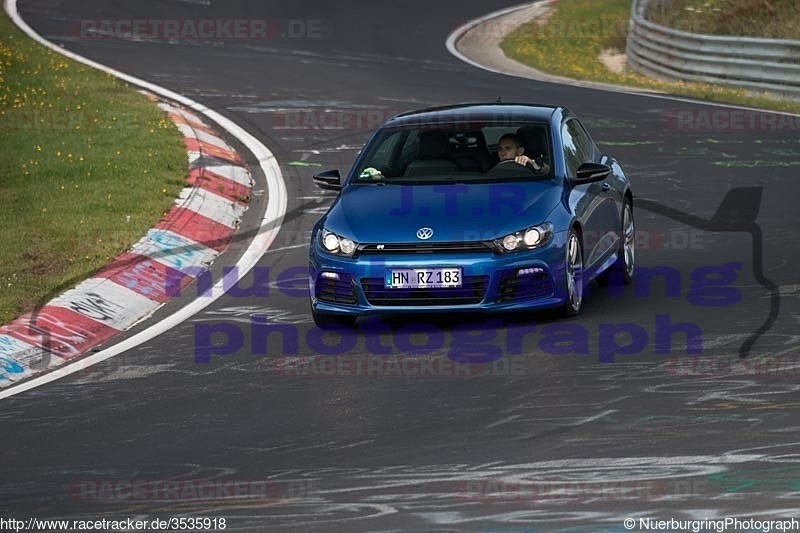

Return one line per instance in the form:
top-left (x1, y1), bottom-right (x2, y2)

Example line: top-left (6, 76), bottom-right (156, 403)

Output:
top-left (369, 130), bottom-right (404, 169)
top-left (572, 120), bottom-right (597, 160)
top-left (353, 130), bottom-right (416, 179)
top-left (562, 119), bottom-right (594, 177)
top-left (353, 123), bottom-right (552, 183)
top-left (483, 127), bottom-right (514, 149)
top-left (398, 130), bottom-right (420, 168)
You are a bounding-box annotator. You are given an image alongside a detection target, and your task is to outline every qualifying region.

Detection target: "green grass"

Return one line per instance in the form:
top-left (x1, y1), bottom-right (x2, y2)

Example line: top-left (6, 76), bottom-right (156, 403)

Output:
top-left (500, 0), bottom-right (800, 114)
top-left (0, 11), bottom-right (187, 325)
top-left (647, 0), bottom-right (800, 40)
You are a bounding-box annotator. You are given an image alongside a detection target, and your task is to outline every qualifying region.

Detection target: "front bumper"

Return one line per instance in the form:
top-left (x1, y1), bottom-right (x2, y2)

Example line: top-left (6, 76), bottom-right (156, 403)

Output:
top-left (309, 232), bottom-right (570, 317)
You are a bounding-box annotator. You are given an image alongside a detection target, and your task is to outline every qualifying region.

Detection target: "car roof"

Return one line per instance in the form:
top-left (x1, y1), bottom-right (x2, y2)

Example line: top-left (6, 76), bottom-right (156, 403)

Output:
top-left (385, 103), bottom-right (563, 127)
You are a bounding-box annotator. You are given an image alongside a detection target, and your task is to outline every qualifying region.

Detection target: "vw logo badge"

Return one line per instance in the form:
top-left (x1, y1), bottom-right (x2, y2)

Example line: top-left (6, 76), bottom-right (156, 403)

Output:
top-left (416, 227), bottom-right (434, 240)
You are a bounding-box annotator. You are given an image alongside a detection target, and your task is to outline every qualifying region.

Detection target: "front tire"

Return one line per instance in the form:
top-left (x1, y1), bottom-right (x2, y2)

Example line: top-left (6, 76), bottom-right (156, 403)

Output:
top-left (561, 228), bottom-right (584, 317)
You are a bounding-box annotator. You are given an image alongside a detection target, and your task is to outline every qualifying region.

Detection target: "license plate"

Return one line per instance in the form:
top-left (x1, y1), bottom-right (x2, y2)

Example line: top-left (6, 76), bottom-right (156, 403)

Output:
top-left (385, 267), bottom-right (462, 289)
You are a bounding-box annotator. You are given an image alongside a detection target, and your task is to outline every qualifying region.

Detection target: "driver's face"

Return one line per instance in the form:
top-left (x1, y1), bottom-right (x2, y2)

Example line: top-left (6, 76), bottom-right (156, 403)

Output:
top-left (498, 140), bottom-right (523, 160)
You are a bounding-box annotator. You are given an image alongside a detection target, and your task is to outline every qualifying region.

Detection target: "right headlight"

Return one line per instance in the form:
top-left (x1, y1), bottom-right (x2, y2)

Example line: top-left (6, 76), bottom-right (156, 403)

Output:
top-left (493, 222), bottom-right (553, 253)
top-left (319, 228), bottom-right (358, 257)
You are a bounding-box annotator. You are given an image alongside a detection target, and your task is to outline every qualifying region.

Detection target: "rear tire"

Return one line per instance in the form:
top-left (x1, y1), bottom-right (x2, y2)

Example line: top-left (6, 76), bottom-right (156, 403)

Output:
top-left (598, 200), bottom-right (635, 286)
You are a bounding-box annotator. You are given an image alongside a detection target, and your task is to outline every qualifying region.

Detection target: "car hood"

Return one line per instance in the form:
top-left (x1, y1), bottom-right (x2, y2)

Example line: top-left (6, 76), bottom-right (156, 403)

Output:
top-left (323, 181), bottom-right (561, 243)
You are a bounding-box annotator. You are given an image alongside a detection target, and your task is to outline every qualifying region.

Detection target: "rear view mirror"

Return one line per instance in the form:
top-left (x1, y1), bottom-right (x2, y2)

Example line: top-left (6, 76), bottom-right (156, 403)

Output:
top-left (574, 162), bottom-right (611, 183)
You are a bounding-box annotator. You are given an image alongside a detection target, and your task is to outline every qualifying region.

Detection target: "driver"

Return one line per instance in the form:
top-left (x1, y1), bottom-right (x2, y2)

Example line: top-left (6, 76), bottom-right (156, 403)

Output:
top-left (495, 133), bottom-right (549, 173)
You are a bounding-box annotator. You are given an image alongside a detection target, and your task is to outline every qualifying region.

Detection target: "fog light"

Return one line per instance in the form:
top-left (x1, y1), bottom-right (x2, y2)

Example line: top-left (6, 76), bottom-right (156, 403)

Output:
top-left (320, 271), bottom-right (340, 280)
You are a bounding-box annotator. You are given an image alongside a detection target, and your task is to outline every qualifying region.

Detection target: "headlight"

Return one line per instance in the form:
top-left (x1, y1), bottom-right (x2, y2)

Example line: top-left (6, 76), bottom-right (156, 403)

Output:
top-left (494, 222), bottom-right (553, 253)
top-left (319, 228), bottom-right (359, 257)
top-left (339, 238), bottom-right (356, 255)
top-left (523, 228), bottom-right (542, 247)
top-left (323, 233), bottom-right (340, 251)
top-left (502, 234), bottom-right (520, 251)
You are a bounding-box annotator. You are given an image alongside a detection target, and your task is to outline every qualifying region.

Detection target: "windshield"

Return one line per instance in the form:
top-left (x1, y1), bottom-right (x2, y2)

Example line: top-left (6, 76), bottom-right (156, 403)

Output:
top-left (352, 122), bottom-right (553, 184)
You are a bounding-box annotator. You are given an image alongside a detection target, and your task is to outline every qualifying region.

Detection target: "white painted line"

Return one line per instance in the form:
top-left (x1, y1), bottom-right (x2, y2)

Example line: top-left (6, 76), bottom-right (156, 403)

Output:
top-left (2, 0), bottom-right (287, 399)
top-left (445, 1), bottom-right (800, 117)
top-left (445, 2), bottom-right (549, 75)
top-left (175, 187), bottom-right (246, 228)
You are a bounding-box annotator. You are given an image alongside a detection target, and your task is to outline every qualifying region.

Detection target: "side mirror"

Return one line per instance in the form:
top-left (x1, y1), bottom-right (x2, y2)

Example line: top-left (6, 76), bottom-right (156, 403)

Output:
top-left (573, 162), bottom-right (611, 183)
top-left (313, 169), bottom-right (342, 191)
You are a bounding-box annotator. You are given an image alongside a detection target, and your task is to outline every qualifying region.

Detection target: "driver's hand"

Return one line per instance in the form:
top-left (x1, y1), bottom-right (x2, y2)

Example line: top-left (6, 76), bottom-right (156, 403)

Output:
top-left (515, 155), bottom-right (541, 170)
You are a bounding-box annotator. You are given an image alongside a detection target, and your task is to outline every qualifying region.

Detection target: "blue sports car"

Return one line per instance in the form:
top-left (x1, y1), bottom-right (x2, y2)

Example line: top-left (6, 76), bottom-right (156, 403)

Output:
top-left (308, 103), bottom-right (634, 327)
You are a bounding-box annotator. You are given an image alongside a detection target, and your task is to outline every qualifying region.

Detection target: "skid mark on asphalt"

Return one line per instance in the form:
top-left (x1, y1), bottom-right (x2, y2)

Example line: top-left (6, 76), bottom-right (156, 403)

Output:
top-left (194, 305), bottom-right (310, 325)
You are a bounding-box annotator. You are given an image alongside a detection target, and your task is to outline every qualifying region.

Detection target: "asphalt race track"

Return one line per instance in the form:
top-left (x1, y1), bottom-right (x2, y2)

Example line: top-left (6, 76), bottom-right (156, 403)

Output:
top-left (3, 0), bottom-right (800, 531)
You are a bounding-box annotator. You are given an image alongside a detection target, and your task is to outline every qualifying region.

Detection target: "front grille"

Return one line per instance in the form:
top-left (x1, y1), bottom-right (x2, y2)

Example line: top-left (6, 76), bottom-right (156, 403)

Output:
top-left (315, 274), bottom-right (357, 305)
top-left (358, 242), bottom-right (494, 255)
top-left (361, 276), bottom-right (489, 306)
top-left (497, 271), bottom-right (554, 302)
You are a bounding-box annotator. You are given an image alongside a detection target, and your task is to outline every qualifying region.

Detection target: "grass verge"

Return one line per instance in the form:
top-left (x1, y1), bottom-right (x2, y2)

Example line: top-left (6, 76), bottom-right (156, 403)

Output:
top-left (0, 11), bottom-right (187, 325)
top-left (647, 0), bottom-right (800, 40)
top-left (500, 0), bottom-right (800, 114)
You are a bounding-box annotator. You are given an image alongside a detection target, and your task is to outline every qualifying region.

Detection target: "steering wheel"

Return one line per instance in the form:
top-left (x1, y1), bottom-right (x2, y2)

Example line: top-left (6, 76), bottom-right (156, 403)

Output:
top-left (492, 158), bottom-right (537, 175)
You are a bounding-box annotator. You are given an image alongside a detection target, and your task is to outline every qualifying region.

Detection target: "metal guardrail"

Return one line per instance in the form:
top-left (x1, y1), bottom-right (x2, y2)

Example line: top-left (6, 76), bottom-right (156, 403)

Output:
top-left (626, 0), bottom-right (800, 99)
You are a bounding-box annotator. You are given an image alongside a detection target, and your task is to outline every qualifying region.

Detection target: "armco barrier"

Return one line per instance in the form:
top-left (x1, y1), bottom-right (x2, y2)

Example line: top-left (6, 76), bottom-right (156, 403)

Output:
top-left (626, 0), bottom-right (800, 99)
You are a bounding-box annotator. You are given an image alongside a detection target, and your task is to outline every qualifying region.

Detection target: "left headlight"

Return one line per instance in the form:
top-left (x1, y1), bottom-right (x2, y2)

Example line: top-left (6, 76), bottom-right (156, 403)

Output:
top-left (494, 222), bottom-right (553, 253)
top-left (319, 228), bottom-right (358, 257)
